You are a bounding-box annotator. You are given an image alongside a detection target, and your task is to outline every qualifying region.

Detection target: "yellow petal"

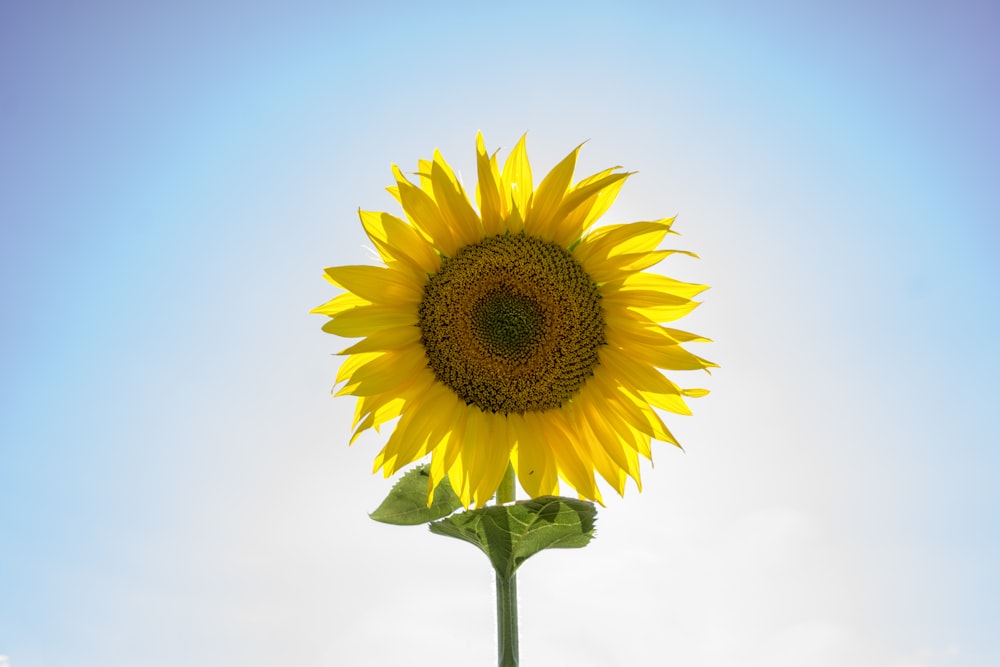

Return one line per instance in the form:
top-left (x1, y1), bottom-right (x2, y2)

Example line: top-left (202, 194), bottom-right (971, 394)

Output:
top-left (585, 250), bottom-right (674, 283)
top-left (337, 348), bottom-right (428, 397)
top-left (509, 412), bottom-right (559, 498)
top-left (539, 411), bottom-right (602, 503)
top-left (350, 396), bottom-right (405, 443)
top-left (475, 132), bottom-right (506, 235)
top-left (575, 219), bottom-right (676, 265)
top-left (588, 369), bottom-right (667, 450)
top-left (501, 134), bottom-right (533, 218)
top-left (338, 325), bottom-right (421, 354)
top-left (469, 411), bottom-right (514, 507)
top-left (380, 396), bottom-right (451, 475)
top-left (606, 321), bottom-right (713, 348)
top-left (551, 171), bottom-right (630, 247)
top-left (603, 289), bottom-right (701, 323)
top-left (523, 143), bottom-right (581, 239)
top-left (578, 393), bottom-right (642, 487)
top-left (416, 159), bottom-right (435, 197)
top-left (311, 291), bottom-right (370, 317)
top-left (578, 171), bottom-right (629, 232)
top-left (572, 410), bottom-right (628, 496)
top-left (323, 265), bottom-right (423, 304)
top-left (613, 272), bottom-right (709, 300)
top-left (393, 165), bottom-right (459, 257)
top-left (427, 392), bottom-right (469, 500)
top-left (431, 151), bottom-right (484, 246)
top-left (616, 339), bottom-right (717, 372)
top-left (358, 209), bottom-right (440, 275)
top-left (321, 303), bottom-right (417, 338)
top-left (600, 347), bottom-right (694, 415)
top-left (334, 351), bottom-right (380, 385)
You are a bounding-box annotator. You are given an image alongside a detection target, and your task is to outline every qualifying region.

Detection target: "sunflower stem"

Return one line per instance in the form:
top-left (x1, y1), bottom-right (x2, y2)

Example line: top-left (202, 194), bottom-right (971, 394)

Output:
top-left (497, 464), bottom-right (516, 505)
top-left (496, 572), bottom-right (519, 667)
top-left (495, 464), bottom-right (518, 666)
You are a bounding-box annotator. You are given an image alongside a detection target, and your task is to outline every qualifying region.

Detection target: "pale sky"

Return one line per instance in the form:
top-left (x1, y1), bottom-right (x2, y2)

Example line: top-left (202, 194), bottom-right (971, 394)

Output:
top-left (1, 1), bottom-right (997, 666)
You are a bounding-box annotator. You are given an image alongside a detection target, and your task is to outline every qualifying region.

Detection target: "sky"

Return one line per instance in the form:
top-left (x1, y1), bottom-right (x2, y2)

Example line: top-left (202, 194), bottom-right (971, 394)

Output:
top-left (1, 1), bottom-right (998, 666)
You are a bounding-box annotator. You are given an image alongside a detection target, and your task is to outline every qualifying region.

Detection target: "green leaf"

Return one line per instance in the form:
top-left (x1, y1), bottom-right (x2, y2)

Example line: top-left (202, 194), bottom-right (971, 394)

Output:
top-left (429, 496), bottom-right (597, 577)
top-left (370, 464), bottom-right (463, 525)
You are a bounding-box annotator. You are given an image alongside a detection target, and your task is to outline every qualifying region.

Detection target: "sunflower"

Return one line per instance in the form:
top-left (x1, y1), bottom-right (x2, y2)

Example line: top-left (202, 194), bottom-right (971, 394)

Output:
top-left (314, 133), bottom-right (714, 507)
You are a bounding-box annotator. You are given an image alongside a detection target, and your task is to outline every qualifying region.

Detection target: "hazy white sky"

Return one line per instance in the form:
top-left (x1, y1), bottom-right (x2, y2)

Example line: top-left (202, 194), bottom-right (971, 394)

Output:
top-left (1, 1), bottom-right (997, 666)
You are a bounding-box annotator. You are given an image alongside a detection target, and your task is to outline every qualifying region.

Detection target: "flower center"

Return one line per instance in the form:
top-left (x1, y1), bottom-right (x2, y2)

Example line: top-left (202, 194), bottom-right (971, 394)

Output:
top-left (471, 291), bottom-right (545, 359)
top-left (418, 233), bottom-right (606, 414)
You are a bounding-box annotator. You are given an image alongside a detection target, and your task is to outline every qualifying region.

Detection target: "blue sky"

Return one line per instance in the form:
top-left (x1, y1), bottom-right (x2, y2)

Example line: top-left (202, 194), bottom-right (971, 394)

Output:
top-left (1, 1), bottom-right (997, 666)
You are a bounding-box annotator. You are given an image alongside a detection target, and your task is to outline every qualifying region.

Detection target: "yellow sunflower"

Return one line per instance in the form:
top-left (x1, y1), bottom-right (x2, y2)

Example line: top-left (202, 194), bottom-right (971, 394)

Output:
top-left (314, 133), bottom-right (714, 507)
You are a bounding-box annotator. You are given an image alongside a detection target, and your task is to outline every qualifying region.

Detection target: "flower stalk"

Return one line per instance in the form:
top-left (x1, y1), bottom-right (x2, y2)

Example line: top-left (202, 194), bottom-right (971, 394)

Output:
top-left (495, 465), bottom-right (519, 667)
top-left (495, 572), bottom-right (519, 667)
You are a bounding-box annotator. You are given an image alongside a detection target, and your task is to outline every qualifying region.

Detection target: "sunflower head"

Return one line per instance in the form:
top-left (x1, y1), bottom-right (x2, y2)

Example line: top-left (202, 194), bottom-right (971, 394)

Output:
top-left (314, 133), bottom-right (715, 507)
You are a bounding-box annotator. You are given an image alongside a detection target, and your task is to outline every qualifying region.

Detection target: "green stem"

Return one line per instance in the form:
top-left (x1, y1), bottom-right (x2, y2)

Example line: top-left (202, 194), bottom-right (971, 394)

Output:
top-left (497, 464), bottom-right (516, 505)
top-left (496, 572), bottom-right (519, 667)
top-left (495, 464), bottom-right (518, 666)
